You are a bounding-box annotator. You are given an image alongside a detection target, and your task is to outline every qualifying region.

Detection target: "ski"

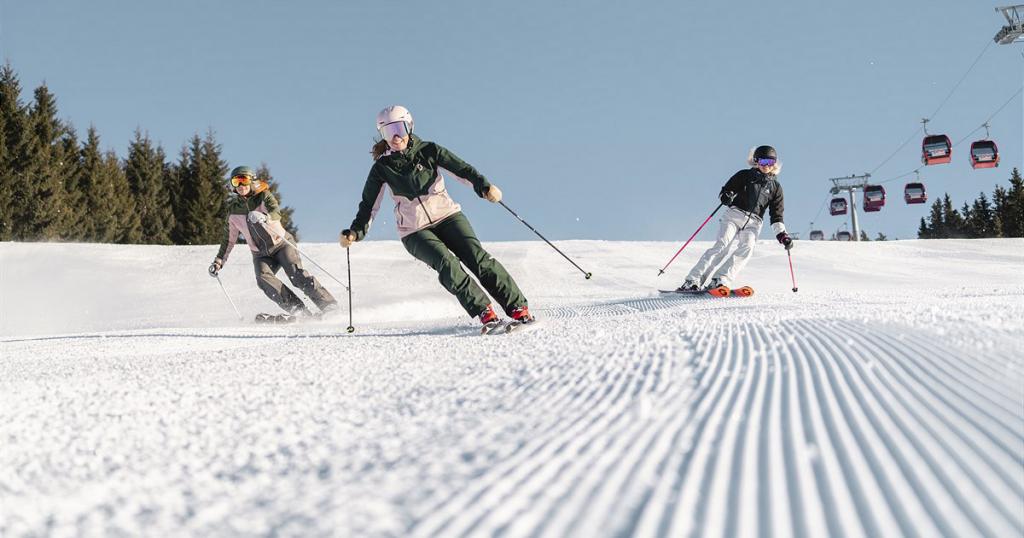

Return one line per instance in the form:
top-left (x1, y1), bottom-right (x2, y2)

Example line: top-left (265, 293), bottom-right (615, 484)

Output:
top-left (479, 317), bottom-right (539, 335)
top-left (658, 285), bottom-right (754, 297)
top-left (732, 285), bottom-right (755, 297)
top-left (481, 319), bottom-right (509, 335)
top-left (707, 285), bottom-right (731, 297)
top-left (504, 317), bottom-right (539, 334)
top-left (254, 312), bottom-right (298, 324)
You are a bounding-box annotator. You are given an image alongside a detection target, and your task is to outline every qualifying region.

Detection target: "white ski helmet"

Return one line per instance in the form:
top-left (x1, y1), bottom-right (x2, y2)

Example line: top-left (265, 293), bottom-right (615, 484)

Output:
top-left (376, 105), bottom-right (414, 134)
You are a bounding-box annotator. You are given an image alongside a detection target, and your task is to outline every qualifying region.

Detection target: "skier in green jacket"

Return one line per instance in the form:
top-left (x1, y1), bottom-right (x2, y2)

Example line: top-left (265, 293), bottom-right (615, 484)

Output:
top-left (210, 166), bottom-right (337, 316)
top-left (339, 105), bottom-right (532, 330)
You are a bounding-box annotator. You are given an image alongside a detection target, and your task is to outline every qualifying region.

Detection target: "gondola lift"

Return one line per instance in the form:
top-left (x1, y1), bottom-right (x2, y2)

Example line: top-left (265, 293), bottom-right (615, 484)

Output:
top-left (921, 119), bottom-right (952, 166)
top-left (830, 197), bottom-right (848, 216)
top-left (969, 123), bottom-right (999, 169)
top-left (904, 172), bottom-right (927, 204)
top-left (863, 185), bottom-right (886, 212)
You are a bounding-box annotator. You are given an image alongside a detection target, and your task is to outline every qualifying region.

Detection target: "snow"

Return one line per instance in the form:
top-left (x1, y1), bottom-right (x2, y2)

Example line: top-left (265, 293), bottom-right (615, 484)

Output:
top-left (1, 238), bottom-right (1022, 537)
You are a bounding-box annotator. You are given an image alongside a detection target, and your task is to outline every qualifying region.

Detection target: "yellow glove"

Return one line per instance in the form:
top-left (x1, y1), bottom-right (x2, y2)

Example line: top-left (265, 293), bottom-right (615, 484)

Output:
top-left (339, 230), bottom-right (356, 248)
top-left (485, 184), bottom-right (502, 203)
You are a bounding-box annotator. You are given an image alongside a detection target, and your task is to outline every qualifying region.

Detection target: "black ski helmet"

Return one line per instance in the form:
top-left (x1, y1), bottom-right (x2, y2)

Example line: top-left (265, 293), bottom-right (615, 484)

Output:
top-left (753, 145), bottom-right (777, 161)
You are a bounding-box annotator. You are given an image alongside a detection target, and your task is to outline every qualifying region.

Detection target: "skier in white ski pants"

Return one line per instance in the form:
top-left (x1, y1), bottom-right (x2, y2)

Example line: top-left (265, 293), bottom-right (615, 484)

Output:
top-left (677, 145), bottom-right (792, 292)
top-left (685, 207), bottom-right (762, 287)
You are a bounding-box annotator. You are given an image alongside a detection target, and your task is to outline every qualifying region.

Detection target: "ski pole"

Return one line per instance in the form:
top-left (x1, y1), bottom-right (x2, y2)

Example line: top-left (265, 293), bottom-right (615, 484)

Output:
top-left (345, 246), bottom-right (355, 333)
top-left (657, 201), bottom-right (726, 276)
top-left (214, 274), bottom-right (244, 321)
top-left (787, 249), bottom-right (798, 293)
top-left (273, 233), bottom-right (351, 292)
top-left (498, 201), bottom-right (592, 279)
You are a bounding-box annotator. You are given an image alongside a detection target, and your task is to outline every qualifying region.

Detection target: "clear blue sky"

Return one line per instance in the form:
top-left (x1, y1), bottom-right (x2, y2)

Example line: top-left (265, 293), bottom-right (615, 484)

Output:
top-left (1, 0), bottom-right (1020, 242)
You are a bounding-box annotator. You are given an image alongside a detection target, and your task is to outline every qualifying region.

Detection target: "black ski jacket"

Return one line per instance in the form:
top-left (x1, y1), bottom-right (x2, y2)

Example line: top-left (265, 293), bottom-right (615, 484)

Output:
top-left (719, 168), bottom-right (785, 224)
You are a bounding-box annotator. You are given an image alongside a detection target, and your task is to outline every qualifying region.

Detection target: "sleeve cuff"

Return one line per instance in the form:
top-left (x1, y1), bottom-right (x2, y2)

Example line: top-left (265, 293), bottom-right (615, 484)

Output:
top-left (771, 222), bottom-right (787, 235)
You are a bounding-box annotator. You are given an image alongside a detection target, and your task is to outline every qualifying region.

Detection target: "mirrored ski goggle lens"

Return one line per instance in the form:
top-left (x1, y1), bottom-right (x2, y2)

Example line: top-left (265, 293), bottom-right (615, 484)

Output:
top-left (231, 175), bottom-right (253, 187)
top-left (379, 121), bottom-right (410, 140)
top-left (756, 158), bottom-right (777, 166)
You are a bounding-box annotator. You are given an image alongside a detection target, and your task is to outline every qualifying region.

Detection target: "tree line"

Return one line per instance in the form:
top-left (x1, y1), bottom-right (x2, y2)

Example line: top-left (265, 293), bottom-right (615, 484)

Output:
top-left (0, 63), bottom-right (297, 244)
top-left (917, 168), bottom-right (1024, 239)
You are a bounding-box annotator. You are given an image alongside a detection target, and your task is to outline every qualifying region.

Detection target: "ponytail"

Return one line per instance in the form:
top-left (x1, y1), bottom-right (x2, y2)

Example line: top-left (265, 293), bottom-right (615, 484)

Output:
top-left (371, 139), bottom-right (389, 160)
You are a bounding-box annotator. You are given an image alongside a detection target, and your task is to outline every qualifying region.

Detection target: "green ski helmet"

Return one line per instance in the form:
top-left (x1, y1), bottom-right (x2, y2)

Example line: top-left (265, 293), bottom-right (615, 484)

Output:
top-left (229, 165), bottom-right (256, 181)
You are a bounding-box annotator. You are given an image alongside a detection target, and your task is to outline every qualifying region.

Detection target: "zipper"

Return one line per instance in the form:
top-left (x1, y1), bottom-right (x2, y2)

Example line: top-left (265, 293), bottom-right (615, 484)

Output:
top-left (415, 194), bottom-right (435, 224)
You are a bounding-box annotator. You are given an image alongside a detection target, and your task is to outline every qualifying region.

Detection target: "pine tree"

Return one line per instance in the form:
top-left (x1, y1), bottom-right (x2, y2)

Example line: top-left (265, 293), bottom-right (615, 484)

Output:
top-left (960, 202), bottom-right (973, 238)
top-left (941, 194), bottom-right (966, 238)
top-left (1003, 168), bottom-right (1024, 238)
top-left (109, 151), bottom-right (142, 244)
top-left (174, 131), bottom-right (228, 244)
top-left (198, 131), bottom-right (228, 242)
top-left (0, 63), bottom-right (29, 241)
top-left (925, 198), bottom-right (945, 238)
top-left (255, 163), bottom-right (299, 240)
top-left (125, 129), bottom-right (174, 244)
top-left (917, 217), bottom-right (930, 239)
top-left (171, 136), bottom-right (202, 244)
top-left (875, 232), bottom-right (887, 241)
top-left (170, 144), bottom-right (191, 243)
top-left (992, 185), bottom-right (1008, 238)
top-left (76, 127), bottom-right (120, 242)
top-left (18, 84), bottom-right (81, 240)
top-left (968, 192), bottom-right (996, 238)
top-left (60, 126), bottom-right (85, 239)
top-left (859, 230), bottom-right (870, 241)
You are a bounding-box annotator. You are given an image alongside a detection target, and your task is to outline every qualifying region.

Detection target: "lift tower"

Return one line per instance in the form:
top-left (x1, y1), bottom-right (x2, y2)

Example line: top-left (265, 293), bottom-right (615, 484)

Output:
top-left (994, 5), bottom-right (1024, 44)
top-left (829, 174), bottom-right (871, 242)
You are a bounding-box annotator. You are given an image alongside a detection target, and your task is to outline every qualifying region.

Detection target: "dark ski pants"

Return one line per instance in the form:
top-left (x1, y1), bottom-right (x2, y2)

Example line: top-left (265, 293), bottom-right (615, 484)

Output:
top-left (401, 212), bottom-right (527, 318)
top-left (253, 244), bottom-right (336, 313)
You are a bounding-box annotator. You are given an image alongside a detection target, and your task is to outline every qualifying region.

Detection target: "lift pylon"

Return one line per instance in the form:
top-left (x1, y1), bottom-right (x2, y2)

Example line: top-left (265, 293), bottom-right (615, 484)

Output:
top-left (829, 174), bottom-right (872, 241)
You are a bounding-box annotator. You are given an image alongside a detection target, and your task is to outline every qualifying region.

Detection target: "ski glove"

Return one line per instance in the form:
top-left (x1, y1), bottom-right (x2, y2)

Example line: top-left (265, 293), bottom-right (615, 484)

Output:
top-left (776, 232), bottom-right (794, 250)
top-left (208, 258), bottom-right (223, 277)
top-left (484, 184), bottom-right (502, 203)
top-left (720, 190), bottom-right (737, 205)
top-left (248, 211), bottom-right (268, 224)
top-left (339, 229), bottom-right (356, 248)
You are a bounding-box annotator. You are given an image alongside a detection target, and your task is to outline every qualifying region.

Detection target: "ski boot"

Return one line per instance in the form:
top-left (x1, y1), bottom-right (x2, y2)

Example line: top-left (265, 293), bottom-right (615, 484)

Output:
top-left (674, 280), bottom-right (703, 293)
top-left (479, 305), bottom-right (503, 335)
top-left (505, 305), bottom-right (536, 333)
top-left (706, 278), bottom-right (731, 298)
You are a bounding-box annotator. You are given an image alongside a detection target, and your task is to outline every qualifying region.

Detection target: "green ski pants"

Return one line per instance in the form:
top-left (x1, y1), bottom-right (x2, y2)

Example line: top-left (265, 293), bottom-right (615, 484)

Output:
top-left (401, 212), bottom-right (527, 318)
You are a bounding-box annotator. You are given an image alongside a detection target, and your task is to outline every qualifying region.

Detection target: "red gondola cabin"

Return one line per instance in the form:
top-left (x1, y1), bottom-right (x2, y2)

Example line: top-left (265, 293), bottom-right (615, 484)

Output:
top-left (922, 134), bottom-right (952, 165)
top-left (830, 197), bottom-right (848, 216)
top-left (969, 140), bottom-right (999, 169)
top-left (863, 185), bottom-right (886, 212)
top-left (904, 182), bottom-right (927, 204)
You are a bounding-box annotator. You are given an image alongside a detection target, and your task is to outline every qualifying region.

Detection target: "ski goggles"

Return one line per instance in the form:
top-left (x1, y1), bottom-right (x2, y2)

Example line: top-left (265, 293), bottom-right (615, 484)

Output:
top-left (379, 121), bottom-right (410, 141)
top-left (756, 158), bottom-right (777, 167)
top-left (231, 175), bottom-right (254, 187)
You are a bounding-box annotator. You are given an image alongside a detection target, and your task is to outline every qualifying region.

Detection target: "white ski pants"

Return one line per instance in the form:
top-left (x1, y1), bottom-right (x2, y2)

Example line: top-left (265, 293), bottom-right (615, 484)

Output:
top-left (685, 206), bottom-right (763, 287)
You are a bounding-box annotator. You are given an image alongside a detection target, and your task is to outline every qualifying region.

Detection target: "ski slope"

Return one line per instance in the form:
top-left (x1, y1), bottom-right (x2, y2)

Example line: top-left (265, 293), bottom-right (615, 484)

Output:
top-left (1, 238), bottom-right (1022, 537)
